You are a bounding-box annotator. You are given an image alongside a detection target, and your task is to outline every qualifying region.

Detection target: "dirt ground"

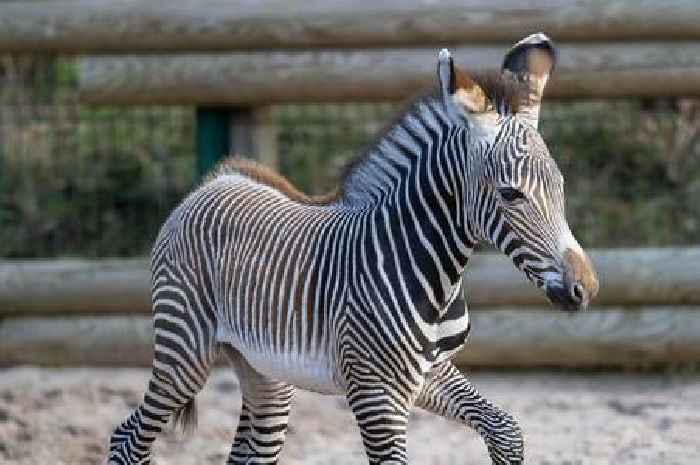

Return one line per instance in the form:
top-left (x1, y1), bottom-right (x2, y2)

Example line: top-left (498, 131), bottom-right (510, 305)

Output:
top-left (1, 367), bottom-right (699, 465)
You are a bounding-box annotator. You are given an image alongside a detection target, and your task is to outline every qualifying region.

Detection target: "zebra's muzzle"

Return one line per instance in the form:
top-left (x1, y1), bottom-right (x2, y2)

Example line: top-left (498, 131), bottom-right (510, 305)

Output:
top-left (545, 280), bottom-right (589, 312)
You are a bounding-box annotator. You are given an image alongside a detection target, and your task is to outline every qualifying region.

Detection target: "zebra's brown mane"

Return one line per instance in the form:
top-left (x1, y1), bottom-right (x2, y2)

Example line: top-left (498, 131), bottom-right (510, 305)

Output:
top-left (339, 72), bottom-right (523, 192)
top-left (471, 71), bottom-right (523, 114)
top-left (336, 90), bottom-right (436, 189)
top-left (209, 73), bottom-right (521, 205)
top-left (208, 157), bottom-right (341, 205)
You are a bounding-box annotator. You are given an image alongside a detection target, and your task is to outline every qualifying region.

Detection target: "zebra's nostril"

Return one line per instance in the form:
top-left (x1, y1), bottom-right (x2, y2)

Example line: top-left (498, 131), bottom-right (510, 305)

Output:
top-left (571, 282), bottom-right (586, 303)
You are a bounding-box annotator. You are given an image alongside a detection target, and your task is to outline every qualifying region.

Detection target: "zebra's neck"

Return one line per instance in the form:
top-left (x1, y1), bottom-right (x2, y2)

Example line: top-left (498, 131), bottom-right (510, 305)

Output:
top-left (341, 97), bottom-right (447, 206)
top-left (341, 96), bottom-right (479, 306)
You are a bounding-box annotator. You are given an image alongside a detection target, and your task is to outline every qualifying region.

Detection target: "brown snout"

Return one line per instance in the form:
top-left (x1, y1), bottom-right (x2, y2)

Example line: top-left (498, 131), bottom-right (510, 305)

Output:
top-left (563, 248), bottom-right (599, 306)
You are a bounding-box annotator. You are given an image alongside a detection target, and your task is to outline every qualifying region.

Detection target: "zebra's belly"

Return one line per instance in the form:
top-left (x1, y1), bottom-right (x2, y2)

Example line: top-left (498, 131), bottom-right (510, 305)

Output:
top-left (217, 330), bottom-right (343, 395)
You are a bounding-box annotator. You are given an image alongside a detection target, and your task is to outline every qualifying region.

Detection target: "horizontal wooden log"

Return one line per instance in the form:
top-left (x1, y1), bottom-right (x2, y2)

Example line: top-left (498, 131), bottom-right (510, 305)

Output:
top-left (0, 259), bottom-right (150, 316)
top-left (1, 248), bottom-right (698, 316)
top-left (78, 43), bottom-right (700, 104)
top-left (1, 1), bottom-right (700, 53)
top-left (465, 247), bottom-right (700, 308)
top-left (0, 316), bottom-right (154, 367)
top-left (3, 307), bottom-right (700, 367)
top-left (456, 307), bottom-right (700, 367)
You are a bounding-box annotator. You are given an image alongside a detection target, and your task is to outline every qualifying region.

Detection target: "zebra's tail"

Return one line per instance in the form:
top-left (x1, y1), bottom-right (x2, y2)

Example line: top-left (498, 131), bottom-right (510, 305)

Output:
top-left (172, 398), bottom-right (198, 435)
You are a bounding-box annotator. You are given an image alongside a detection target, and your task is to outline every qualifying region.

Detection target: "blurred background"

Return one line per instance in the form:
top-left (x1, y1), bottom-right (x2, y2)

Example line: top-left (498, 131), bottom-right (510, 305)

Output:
top-left (2, 61), bottom-right (699, 258)
top-left (1, 1), bottom-right (700, 465)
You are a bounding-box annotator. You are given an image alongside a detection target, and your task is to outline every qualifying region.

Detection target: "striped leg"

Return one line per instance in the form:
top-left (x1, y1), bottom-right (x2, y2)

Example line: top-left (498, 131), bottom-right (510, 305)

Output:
top-left (224, 347), bottom-right (295, 465)
top-left (416, 361), bottom-right (524, 465)
top-left (344, 359), bottom-right (422, 465)
top-left (107, 368), bottom-right (211, 465)
top-left (107, 268), bottom-right (218, 465)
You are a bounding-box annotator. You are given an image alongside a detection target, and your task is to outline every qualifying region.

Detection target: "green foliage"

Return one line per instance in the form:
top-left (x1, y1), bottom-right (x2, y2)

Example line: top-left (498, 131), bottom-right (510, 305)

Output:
top-left (0, 102), bottom-right (194, 257)
top-left (542, 101), bottom-right (700, 247)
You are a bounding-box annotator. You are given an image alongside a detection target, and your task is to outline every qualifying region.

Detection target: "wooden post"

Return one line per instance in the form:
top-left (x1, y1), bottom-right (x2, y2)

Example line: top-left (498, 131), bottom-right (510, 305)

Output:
top-left (196, 106), bottom-right (278, 178)
top-left (253, 107), bottom-right (279, 170)
top-left (228, 107), bottom-right (279, 169)
top-left (195, 107), bottom-right (231, 178)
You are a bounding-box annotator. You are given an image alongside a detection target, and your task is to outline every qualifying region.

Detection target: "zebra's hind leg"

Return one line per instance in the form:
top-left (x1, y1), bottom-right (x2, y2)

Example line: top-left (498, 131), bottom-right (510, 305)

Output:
top-left (223, 346), bottom-right (296, 465)
top-left (416, 361), bottom-right (524, 465)
top-left (107, 297), bottom-right (218, 464)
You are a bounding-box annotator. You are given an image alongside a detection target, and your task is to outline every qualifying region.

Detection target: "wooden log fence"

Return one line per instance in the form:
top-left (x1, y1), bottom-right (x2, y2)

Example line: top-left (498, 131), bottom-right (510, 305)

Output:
top-left (1, 0), bottom-right (700, 53)
top-left (1, 248), bottom-right (699, 316)
top-left (1, 2), bottom-right (699, 368)
top-left (3, 307), bottom-right (700, 368)
top-left (1, 247), bottom-right (699, 367)
top-left (78, 42), bottom-right (700, 105)
top-left (0, 259), bottom-right (150, 316)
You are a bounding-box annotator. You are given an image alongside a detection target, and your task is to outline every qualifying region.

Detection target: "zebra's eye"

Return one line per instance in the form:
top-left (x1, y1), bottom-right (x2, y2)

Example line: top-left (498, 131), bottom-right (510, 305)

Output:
top-left (498, 187), bottom-right (525, 203)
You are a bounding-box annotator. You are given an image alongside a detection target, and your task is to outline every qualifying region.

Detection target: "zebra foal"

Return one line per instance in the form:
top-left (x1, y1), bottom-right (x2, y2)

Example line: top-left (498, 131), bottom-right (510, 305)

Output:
top-left (107, 33), bottom-right (598, 465)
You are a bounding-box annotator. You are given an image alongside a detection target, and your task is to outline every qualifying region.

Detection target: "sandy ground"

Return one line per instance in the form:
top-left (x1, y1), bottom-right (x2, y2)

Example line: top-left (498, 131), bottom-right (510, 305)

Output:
top-left (0, 367), bottom-right (699, 465)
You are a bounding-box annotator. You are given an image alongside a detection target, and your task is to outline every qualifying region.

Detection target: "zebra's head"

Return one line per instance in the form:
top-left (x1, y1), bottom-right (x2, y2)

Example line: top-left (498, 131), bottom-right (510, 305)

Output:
top-left (437, 34), bottom-right (598, 311)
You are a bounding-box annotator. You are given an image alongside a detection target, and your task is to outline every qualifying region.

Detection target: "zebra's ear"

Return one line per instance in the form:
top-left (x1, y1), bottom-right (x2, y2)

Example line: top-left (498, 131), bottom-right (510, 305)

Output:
top-left (437, 48), bottom-right (492, 115)
top-left (501, 33), bottom-right (556, 129)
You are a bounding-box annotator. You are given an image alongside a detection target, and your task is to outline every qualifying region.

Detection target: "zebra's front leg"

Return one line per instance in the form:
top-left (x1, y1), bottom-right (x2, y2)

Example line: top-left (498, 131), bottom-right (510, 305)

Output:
top-left (416, 361), bottom-right (524, 465)
top-left (224, 347), bottom-right (295, 465)
top-left (344, 360), bottom-right (424, 465)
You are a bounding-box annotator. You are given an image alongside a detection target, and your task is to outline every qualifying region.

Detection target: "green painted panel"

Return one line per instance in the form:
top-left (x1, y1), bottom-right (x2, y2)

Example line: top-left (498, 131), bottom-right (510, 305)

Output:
top-left (195, 107), bottom-right (231, 178)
